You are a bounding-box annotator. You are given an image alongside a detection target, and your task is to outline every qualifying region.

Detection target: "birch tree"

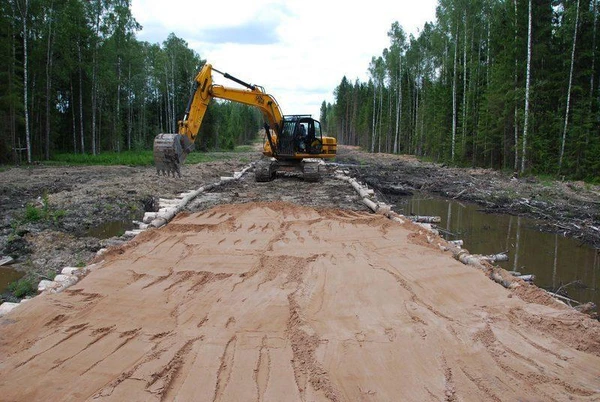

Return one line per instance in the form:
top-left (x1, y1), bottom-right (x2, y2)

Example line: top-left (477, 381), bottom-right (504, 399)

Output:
top-left (452, 20), bottom-right (459, 161)
top-left (521, 0), bottom-right (533, 174)
top-left (559, 0), bottom-right (580, 172)
top-left (17, 0), bottom-right (31, 163)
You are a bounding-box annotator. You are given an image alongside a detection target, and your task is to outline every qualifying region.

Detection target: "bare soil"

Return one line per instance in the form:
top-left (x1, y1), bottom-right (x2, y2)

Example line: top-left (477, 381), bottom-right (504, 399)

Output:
top-left (0, 146), bottom-right (600, 400)
top-left (0, 202), bottom-right (599, 401)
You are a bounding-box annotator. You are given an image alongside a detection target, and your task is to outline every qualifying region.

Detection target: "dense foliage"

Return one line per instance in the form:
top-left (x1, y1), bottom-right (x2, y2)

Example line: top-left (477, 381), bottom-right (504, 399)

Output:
top-left (324, 0), bottom-right (599, 179)
top-left (0, 0), bottom-right (260, 164)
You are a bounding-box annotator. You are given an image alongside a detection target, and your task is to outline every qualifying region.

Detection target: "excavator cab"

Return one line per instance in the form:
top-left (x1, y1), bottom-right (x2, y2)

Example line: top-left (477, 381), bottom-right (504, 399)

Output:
top-left (279, 115), bottom-right (323, 156)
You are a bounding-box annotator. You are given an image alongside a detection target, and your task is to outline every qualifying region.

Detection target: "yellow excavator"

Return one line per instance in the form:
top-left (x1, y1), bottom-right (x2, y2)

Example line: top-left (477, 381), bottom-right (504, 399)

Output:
top-left (153, 63), bottom-right (337, 181)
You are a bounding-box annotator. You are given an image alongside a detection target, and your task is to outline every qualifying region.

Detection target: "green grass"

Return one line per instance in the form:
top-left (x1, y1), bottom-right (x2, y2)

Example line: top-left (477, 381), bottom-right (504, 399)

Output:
top-left (50, 151), bottom-right (155, 166)
top-left (7, 278), bottom-right (36, 298)
top-left (47, 148), bottom-right (255, 167)
top-left (233, 144), bottom-right (254, 152)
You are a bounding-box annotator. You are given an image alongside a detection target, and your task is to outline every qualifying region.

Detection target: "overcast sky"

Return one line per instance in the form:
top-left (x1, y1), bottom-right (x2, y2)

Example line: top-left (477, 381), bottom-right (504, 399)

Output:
top-left (131, 0), bottom-right (438, 119)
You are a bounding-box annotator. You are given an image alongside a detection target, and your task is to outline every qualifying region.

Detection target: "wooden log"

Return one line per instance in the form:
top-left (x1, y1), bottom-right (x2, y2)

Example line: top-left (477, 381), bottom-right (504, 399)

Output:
top-left (362, 197), bottom-right (378, 212)
top-left (358, 187), bottom-right (373, 199)
top-left (0, 256), bottom-right (14, 266)
top-left (334, 174), bottom-right (351, 182)
top-left (407, 215), bottom-right (442, 223)
top-left (0, 302), bottom-right (20, 316)
top-left (37, 280), bottom-right (59, 293)
top-left (546, 291), bottom-right (580, 305)
top-left (61, 267), bottom-right (81, 276)
top-left (481, 253), bottom-right (509, 263)
top-left (376, 203), bottom-right (391, 216)
top-left (52, 274), bottom-right (78, 293)
top-left (455, 251), bottom-right (486, 270)
top-left (516, 274), bottom-right (535, 282)
top-left (574, 302), bottom-right (597, 315)
top-left (143, 212), bottom-right (158, 223)
top-left (159, 198), bottom-right (179, 204)
top-left (158, 207), bottom-right (176, 213)
top-left (490, 272), bottom-right (512, 288)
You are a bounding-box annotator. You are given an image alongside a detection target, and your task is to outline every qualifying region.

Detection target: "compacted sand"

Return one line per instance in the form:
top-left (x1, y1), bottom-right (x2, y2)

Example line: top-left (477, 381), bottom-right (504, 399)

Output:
top-left (0, 202), bottom-right (599, 401)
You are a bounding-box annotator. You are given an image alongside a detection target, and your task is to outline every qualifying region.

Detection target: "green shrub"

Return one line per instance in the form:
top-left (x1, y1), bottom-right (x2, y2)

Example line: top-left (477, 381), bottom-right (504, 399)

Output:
top-left (8, 278), bottom-right (36, 298)
top-left (24, 204), bottom-right (43, 222)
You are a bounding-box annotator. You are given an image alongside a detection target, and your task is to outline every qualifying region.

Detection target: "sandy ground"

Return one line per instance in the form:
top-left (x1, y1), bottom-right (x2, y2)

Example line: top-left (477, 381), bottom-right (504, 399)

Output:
top-left (1, 202), bottom-right (599, 401)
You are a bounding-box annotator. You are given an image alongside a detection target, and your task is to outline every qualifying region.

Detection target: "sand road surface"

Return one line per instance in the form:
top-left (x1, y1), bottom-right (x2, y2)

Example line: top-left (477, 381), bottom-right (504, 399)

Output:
top-left (1, 202), bottom-right (599, 401)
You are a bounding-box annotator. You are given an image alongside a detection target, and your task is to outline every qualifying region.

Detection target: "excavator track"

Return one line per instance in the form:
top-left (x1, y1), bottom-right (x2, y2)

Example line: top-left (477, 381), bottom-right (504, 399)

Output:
top-left (302, 159), bottom-right (320, 182)
top-left (255, 159), bottom-right (275, 182)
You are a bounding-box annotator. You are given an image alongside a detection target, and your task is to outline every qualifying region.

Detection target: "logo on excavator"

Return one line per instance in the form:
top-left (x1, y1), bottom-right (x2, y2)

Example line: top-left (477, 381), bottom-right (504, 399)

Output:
top-left (255, 95), bottom-right (264, 105)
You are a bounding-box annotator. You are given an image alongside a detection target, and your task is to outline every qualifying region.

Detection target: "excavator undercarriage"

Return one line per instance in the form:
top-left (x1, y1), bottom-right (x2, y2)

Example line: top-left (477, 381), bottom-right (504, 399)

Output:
top-left (254, 158), bottom-right (321, 182)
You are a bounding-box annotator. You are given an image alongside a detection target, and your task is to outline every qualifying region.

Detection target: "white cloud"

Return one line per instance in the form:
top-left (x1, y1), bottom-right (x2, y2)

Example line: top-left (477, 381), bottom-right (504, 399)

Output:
top-left (132, 0), bottom-right (437, 120)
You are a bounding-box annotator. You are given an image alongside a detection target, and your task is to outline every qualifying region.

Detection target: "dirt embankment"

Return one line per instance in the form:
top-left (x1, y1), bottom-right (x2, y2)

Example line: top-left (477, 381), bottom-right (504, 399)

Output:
top-left (0, 202), bottom-right (599, 401)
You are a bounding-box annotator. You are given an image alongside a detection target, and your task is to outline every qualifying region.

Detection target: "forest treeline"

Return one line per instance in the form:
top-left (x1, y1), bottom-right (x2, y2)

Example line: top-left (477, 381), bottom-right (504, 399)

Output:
top-left (323, 0), bottom-right (599, 179)
top-left (0, 0), bottom-right (260, 164)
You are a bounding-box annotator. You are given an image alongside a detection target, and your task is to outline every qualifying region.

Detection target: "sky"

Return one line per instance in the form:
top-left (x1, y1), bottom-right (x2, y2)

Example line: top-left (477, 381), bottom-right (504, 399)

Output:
top-left (131, 0), bottom-right (438, 119)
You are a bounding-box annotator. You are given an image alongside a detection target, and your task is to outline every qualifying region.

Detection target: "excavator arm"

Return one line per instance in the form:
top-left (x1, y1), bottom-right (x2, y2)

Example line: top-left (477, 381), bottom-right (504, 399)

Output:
top-left (153, 63), bottom-right (284, 176)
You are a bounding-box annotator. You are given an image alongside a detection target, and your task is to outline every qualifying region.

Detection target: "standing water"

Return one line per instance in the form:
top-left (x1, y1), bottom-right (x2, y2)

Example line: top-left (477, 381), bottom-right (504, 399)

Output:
top-left (0, 267), bottom-right (24, 294)
top-left (392, 194), bottom-right (599, 309)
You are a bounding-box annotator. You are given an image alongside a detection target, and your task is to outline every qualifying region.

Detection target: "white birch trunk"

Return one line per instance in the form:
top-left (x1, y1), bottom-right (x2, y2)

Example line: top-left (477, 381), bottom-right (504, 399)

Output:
top-left (71, 81), bottom-right (76, 152)
top-left (394, 56), bottom-right (401, 153)
top-left (116, 56), bottom-right (121, 152)
top-left (452, 21), bottom-right (459, 161)
top-left (45, 2), bottom-right (54, 160)
top-left (78, 41), bottom-right (85, 153)
top-left (462, 10), bottom-right (468, 150)
top-left (521, 0), bottom-right (533, 174)
top-left (371, 81), bottom-right (376, 153)
top-left (513, 0), bottom-right (519, 170)
top-left (20, 0), bottom-right (31, 163)
top-left (559, 0), bottom-right (580, 171)
top-left (590, 0), bottom-right (597, 102)
top-left (378, 82), bottom-right (383, 153)
top-left (171, 58), bottom-right (176, 133)
top-left (91, 6), bottom-right (100, 156)
top-left (127, 62), bottom-right (132, 151)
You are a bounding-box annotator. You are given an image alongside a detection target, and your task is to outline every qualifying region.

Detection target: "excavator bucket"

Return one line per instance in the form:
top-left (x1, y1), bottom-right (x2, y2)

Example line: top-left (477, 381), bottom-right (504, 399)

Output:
top-left (153, 133), bottom-right (185, 177)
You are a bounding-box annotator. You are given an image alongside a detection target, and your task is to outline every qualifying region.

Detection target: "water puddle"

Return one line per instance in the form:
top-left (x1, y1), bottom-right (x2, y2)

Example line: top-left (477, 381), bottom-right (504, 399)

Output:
top-left (389, 193), bottom-right (599, 309)
top-left (0, 266), bottom-right (24, 294)
top-left (86, 219), bottom-right (135, 239)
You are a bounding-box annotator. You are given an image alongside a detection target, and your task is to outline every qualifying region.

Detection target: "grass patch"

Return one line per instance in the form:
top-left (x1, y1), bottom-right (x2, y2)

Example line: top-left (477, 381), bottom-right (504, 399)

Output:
top-left (48, 149), bottom-right (251, 167)
top-left (19, 193), bottom-right (66, 225)
top-left (7, 278), bottom-right (36, 298)
top-left (234, 144), bottom-right (254, 152)
top-left (24, 204), bottom-right (43, 222)
top-left (50, 151), bottom-right (155, 166)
